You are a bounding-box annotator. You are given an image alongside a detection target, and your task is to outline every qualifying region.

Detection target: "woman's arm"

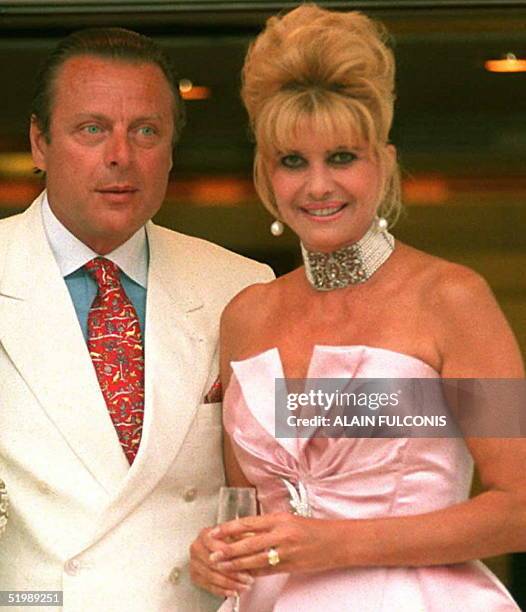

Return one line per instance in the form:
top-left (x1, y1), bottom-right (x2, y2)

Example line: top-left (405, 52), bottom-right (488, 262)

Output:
top-left (209, 266), bottom-right (526, 575)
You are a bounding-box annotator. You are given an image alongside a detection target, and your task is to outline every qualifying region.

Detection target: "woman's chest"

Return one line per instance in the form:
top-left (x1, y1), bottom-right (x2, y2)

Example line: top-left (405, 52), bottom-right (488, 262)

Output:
top-left (236, 294), bottom-right (440, 378)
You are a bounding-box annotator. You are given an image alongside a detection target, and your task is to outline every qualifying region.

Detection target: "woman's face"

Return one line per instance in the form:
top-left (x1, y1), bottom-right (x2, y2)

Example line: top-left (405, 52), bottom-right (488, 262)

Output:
top-left (268, 125), bottom-right (392, 252)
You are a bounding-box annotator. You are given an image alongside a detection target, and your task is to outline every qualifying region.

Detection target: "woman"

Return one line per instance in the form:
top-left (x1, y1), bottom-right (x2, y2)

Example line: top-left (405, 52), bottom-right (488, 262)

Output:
top-left (190, 4), bottom-right (526, 610)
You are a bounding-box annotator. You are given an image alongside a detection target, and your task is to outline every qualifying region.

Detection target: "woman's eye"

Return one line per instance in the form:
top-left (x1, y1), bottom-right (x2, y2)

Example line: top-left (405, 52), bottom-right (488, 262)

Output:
top-left (329, 151), bottom-right (357, 165)
top-left (280, 154), bottom-right (306, 169)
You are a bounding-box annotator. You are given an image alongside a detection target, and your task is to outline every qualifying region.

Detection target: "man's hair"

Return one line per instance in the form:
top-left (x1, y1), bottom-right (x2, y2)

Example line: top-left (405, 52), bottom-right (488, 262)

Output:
top-left (31, 27), bottom-right (186, 144)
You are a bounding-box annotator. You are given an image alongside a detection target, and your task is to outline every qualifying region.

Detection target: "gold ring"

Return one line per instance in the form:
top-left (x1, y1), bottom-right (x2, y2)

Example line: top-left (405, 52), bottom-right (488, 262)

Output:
top-left (267, 547), bottom-right (280, 567)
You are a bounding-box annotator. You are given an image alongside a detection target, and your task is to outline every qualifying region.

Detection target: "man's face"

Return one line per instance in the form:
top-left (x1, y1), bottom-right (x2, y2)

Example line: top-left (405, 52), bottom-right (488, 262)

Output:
top-left (30, 55), bottom-right (175, 254)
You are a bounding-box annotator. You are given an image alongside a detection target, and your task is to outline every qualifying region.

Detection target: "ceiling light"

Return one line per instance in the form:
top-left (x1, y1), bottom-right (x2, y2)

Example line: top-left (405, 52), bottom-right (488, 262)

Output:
top-left (179, 78), bottom-right (211, 100)
top-left (179, 78), bottom-right (193, 93)
top-left (485, 53), bottom-right (526, 73)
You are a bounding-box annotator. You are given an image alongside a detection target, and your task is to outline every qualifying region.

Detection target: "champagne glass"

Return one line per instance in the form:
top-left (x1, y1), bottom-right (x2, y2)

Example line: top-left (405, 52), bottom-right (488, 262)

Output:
top-left (216, 486), bottom-right (257, 612)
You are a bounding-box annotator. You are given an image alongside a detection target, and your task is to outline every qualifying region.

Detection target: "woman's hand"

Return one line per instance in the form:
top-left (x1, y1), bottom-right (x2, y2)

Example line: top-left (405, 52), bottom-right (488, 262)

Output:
top-left (189, 527), bottom-right (255, 598)
top-left (209, 513), bottom-right (344, 576)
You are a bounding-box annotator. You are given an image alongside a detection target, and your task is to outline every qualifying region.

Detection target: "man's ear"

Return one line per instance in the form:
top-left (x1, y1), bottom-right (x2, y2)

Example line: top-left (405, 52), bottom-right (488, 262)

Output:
top-left (29, 115), bottom-right (48, 172)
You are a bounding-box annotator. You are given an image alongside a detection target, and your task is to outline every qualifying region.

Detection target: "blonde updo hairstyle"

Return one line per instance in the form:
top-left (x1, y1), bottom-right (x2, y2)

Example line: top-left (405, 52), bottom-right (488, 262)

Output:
top-left (241, 4), bottom-right (401, 225)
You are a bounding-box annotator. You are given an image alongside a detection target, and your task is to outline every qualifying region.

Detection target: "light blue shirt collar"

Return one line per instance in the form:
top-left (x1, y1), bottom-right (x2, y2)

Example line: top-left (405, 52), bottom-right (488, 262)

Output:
top-left (41, 191), bottom-right (148, 288)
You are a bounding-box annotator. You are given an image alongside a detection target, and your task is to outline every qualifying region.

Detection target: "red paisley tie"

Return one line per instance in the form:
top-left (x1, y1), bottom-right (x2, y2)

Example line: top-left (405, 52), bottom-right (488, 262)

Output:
top-left (85, 257), bottom-right (144, 464)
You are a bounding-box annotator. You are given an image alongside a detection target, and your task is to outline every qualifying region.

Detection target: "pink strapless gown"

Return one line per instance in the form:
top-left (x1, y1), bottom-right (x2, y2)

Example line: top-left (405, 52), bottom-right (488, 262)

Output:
top-left (218, 345), bottom-right (519, 611)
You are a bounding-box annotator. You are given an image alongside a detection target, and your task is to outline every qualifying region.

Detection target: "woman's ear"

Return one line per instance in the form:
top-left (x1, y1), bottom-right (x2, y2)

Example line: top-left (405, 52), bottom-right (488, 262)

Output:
top-left (385, 143), bottom-right (397, 173)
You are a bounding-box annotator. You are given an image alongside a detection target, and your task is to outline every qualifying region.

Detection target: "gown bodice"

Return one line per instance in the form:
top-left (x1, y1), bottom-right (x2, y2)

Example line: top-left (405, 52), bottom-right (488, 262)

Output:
top-left (220, 345), bottom-right (519, 612)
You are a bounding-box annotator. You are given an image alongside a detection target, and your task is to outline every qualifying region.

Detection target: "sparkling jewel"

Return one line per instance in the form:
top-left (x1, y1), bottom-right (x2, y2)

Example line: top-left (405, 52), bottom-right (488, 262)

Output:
top-left (282, 478), bottom-right (312, 517)
top-left (267, 547), bottom-right (281, 566)
top-left (301, 222), bottom-right (395, 291)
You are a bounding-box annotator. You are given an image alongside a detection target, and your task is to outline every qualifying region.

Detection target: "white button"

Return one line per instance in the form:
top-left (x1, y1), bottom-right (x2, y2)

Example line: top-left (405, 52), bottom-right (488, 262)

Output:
top-left (183, 487), bottom-right (197, 502)
top-left (169, 567), bottom-right (181, 584)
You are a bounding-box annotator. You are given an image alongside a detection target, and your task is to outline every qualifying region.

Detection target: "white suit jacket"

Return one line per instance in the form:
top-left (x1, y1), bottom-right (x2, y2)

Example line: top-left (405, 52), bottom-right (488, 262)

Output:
top-left (0, 192), bottom-right (274, 612)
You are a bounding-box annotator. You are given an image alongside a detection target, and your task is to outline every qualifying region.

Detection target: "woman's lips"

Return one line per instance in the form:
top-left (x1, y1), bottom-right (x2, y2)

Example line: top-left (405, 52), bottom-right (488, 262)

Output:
top-left (300, 203), bottom-right (347, 220)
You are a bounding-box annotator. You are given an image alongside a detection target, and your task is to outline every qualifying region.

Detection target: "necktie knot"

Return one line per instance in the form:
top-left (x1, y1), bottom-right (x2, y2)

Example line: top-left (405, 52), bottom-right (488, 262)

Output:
top-left (85, 257), bottom-right (121, 291)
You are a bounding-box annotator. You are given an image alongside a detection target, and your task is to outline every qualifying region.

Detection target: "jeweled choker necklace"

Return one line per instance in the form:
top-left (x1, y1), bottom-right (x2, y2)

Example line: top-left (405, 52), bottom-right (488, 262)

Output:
top-left (301, 222), bottom-right (395, 291)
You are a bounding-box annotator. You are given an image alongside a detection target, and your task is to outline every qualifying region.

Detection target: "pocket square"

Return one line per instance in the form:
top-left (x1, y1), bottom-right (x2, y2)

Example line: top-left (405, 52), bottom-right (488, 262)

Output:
top-left (204, 376), bottom-right (222, 403)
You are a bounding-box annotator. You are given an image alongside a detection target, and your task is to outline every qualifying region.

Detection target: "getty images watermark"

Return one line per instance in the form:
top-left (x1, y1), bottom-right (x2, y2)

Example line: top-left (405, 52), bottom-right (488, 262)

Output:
top-left (275, 378), bottom-right (526, 438)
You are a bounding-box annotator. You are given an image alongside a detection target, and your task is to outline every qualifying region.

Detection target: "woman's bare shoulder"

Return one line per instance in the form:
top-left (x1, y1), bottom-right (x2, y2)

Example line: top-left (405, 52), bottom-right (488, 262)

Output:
top-left (396, 242), bottom-right (490, 302)
top-left (397, 244), bottom-right (522, 373)
top-left (420, 254), bottom-right (492, 309)
top-left (220, 271), bottom-right (295, 331)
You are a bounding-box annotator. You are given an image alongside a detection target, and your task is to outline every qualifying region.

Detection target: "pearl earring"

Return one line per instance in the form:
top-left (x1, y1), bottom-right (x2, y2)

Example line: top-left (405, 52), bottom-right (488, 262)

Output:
top-left (376, 216), bottom-right (388, 232)
top-left (270, 220), bottom-right (284, 236)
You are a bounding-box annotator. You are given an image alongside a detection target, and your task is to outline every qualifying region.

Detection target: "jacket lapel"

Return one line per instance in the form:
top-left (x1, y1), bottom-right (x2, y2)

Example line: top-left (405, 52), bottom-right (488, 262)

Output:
top-left (0, 196), bottom-right (129, 494)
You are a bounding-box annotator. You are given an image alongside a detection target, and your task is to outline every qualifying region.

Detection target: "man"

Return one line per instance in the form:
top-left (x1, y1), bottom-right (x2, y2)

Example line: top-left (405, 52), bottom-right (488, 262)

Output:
top-left (0, 28), bottom-right (273, 611)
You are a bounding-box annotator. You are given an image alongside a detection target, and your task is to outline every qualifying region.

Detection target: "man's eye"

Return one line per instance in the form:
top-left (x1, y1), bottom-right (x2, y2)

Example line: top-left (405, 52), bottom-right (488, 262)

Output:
top-left (138, 126), bottom-right (156, 136)
top-left (280, 155), bottom-right (306, 169)
top-left (82, 125), bottom-right (103, 135)
top-left (329, 151), bottom-right (357, 165)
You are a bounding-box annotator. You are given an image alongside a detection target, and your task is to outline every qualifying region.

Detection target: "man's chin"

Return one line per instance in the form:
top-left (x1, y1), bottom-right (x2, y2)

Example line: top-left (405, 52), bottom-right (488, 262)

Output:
top-left (80, 223), bottom-right (140, 255)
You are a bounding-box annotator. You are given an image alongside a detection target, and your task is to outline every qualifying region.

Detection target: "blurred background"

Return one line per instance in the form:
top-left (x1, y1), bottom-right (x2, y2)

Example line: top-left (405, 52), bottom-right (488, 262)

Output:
top-left (1, 0), bottom-right (525, 603)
